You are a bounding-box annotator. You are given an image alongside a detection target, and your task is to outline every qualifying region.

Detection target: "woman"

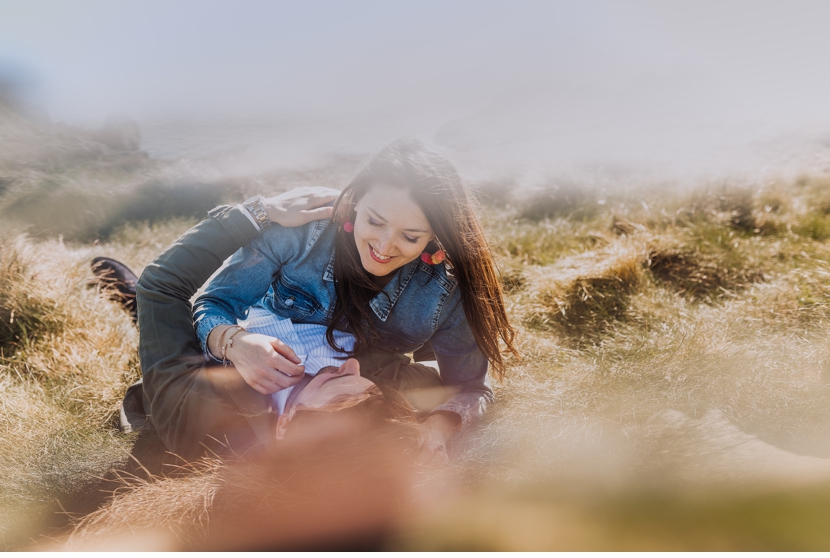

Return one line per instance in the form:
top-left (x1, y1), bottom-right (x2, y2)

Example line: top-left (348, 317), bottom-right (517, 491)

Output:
top-left (193, 138), bottom-right (518, 459)
top-left (125, 185), bottom-right (426, 461)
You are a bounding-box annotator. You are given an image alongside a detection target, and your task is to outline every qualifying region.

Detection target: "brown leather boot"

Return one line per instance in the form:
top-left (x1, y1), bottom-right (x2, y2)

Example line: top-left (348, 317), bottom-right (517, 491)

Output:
top-left (91, 256), bottom-right (138, 323)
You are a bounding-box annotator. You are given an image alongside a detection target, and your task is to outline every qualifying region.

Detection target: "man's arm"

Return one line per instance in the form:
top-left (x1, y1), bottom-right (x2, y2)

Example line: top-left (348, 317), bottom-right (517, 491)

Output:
top-left (137, 188), bottom-right (339, 458)
top-left (137, 205), bottom-right (262, 456)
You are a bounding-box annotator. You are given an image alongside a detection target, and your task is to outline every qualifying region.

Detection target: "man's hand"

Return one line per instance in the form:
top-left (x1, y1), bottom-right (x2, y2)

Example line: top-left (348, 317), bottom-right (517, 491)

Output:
top-left (418, 412), bottom-right (461, 465)
top-left (263, 186), bottom-right (341, 228)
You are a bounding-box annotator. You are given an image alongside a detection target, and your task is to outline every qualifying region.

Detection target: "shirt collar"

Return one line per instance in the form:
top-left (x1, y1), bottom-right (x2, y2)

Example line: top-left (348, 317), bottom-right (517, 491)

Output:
top-left (284, 373), bottom-right (316, 412)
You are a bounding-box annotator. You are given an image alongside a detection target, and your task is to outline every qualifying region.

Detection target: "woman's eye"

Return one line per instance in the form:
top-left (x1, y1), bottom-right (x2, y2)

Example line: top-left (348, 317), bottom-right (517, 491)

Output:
top-left (368, 218), bottom-right (382, 227)
top-left (403, 235), bottom-right (419, 244)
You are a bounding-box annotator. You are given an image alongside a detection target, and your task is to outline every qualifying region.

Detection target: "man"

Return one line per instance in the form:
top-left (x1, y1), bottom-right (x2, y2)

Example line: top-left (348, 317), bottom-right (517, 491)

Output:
top-left (107, 188), bottom-right (450, 461)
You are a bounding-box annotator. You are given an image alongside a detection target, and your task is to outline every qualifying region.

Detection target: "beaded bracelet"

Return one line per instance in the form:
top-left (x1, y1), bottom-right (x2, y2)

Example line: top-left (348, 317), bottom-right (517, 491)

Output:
top-left (208, 325), bottom-right (231, 362)
top-left (215, 325), bottom-right (233, 365)
top-left (220, 325), bottom-right (246, 366)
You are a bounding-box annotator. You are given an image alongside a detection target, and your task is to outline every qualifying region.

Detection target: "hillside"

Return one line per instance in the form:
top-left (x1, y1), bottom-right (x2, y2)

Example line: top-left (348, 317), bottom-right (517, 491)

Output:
top-left (4, 109), bottom-right (830, 550)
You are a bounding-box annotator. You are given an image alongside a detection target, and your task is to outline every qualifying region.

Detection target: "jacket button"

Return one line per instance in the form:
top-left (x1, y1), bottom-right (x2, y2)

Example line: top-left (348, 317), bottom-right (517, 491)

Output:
top-left (285, 297), bottom-right (294, 307)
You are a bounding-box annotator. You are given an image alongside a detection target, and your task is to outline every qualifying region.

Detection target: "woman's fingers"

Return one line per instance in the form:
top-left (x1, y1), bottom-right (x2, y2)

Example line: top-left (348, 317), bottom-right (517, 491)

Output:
top-left (265, 370), bottom-right (303, 390)
top-left (268, 339), bottom-right (305, 376)
top-left (258, 355), bottom-right (304, 382)
top-left (267, 354), bottom-right (304, 379)
top-left (226, 332), bottom-right (305, 394)
top-left (269, 337), bottom-right (300, 364)
top-left (251, 366), bottom-right (303, 394)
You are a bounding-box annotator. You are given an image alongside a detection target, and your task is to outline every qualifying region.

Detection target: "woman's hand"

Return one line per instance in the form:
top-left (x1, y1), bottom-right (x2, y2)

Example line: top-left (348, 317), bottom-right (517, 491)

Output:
top-left (263, 186), bottom-right (341, 228)
top-left (209, 326), bottom-right (305, 394)
top-left (418, 412), bottom-right (461, 465)
top-left (228, 332), bottom-right (306, 394)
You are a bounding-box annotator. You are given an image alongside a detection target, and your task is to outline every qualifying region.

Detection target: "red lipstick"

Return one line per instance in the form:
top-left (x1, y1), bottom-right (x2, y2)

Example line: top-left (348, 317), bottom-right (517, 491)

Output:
top-left (368, 244), bottom-right (393, 264)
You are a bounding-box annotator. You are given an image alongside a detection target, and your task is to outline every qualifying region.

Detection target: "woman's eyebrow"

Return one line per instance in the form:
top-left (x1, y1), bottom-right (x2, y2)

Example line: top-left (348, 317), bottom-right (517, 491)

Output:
top-left (366, 206), bottom-right (430, 234)
top-left (366, 207), bottom-right (387, 222)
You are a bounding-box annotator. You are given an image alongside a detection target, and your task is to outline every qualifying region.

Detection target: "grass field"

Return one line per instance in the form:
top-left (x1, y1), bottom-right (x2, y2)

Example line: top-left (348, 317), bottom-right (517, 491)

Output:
top-left (4, 105), bottom-right (830, 550)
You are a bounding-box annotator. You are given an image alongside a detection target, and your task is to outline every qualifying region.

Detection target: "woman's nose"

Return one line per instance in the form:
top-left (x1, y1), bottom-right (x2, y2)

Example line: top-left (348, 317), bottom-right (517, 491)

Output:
top-left (374, 232), bottom-right (394, 255)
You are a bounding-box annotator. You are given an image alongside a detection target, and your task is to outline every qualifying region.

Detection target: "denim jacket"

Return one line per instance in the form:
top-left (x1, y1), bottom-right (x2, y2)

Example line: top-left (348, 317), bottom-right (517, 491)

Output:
top-left (193, 218), bottom-right (493, 426)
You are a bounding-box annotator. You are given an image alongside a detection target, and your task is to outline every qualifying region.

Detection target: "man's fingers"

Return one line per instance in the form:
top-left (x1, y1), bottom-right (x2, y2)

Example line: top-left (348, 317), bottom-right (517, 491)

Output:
top-left (300, 206), bottom-right (334, 220)
top-left (301, 192), bottom-right (339, 208)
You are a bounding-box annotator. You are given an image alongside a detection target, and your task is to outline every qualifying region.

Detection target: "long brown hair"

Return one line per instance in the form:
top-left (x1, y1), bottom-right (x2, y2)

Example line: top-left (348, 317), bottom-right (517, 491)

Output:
top-left (325, 138), bottom-right (518, 380)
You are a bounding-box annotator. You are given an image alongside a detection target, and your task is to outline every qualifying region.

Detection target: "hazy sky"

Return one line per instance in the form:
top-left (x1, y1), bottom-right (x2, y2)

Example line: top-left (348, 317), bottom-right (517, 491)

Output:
top-left (2, 0), bottom-right (827, 123)
top-left (2, 0), bottom-right (830, 174)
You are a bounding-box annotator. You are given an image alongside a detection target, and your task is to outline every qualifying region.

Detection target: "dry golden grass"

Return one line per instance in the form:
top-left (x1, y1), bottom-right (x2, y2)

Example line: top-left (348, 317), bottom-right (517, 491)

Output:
top-left (63, 464), bottom-right (219, 550)
top-left (648, 245), bottom-right (761, 300)
top-left (0, 233), bottom-right (148, 546)
top-left (5, 110), bottom-right (830, 549)
top-left (9, 173), bottom-right (830, 549)
top-left (519, 238), bottom-right (647, 343)
top-left (0, 236), bottom-right (140, 420)
top-left (60, 427), bottom-right (422, 551)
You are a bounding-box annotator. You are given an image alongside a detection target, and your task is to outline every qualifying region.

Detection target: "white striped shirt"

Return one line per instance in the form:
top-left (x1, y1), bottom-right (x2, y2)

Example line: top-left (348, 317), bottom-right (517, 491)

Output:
top-left (238, 305), bottom-right (355, 415)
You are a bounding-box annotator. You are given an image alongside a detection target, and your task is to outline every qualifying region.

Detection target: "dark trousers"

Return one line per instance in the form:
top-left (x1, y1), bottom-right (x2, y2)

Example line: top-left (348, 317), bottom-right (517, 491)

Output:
top-left (124, 344), bottom-right (446, 458)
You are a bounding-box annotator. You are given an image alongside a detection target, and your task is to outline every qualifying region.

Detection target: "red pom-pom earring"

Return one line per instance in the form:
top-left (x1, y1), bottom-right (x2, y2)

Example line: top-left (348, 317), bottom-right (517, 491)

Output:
top-left (421, 249), bottom-right (446, 265)
top-left (343, 221), bottom-right (354, 233)
top-left (421, 237), bottom-right (447, 265)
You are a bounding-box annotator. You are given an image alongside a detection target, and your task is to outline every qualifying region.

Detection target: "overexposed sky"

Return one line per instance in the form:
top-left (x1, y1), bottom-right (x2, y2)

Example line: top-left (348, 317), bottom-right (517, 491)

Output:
top-left (2, 0), bottom-right (826, 123)
top-left (2, 0), bottom-right (830, 175)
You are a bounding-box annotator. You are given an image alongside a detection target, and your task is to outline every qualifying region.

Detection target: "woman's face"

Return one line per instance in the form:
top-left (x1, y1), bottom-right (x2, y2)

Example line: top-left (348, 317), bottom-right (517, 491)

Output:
top-left (352, 185), bottom-right (434, 278)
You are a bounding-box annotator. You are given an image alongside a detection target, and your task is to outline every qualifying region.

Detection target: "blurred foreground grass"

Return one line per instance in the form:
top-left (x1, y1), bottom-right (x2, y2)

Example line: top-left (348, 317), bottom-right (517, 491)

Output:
top-left (4, 105), bottom-right (830, 549)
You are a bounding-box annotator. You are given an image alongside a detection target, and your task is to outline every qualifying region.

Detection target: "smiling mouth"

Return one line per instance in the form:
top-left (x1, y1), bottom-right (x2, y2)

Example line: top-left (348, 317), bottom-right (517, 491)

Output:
top-left (369, 244), bottom-right (393, 263)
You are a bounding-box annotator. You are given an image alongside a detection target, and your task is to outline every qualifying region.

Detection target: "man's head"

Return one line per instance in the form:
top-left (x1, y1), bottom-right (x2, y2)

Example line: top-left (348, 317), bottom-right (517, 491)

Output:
top-left (276, 358), bottom-right (380, 440)
top-left (274, 358), bottom-right (420, 447)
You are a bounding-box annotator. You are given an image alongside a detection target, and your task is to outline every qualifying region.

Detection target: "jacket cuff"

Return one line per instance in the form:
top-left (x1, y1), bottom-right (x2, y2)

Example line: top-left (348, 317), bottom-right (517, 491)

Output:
top-left (208, 204), bottom-right (260, 246)
top-left (194, 314), bottom-right (236, 359)
top-left (429, 390), bottom-right (491, 430)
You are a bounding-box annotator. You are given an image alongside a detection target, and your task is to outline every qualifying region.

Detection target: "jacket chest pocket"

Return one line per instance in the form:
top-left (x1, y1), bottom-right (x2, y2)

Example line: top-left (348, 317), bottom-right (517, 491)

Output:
top-left (272, 276), bottom-right (321, 319)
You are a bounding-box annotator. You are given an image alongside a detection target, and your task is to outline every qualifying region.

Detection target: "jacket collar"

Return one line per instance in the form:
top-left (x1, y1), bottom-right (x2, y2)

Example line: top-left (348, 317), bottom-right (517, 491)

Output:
top-left (323, 253), bottom-right (335, 282)
top-left (322, 253), bottom-right (419, 322)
